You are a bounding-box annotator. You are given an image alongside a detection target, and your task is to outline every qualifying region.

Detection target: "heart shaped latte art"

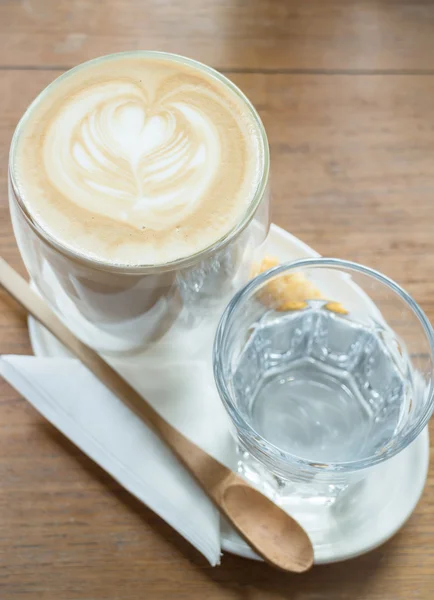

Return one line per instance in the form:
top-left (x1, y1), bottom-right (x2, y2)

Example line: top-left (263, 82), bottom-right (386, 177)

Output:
top-left (43, 81), bottom-right (221, 230)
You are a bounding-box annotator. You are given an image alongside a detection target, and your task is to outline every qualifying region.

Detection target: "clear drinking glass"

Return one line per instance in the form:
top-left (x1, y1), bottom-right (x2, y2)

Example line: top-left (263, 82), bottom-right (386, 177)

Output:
top-left (8, 51), bottom-right (270, 355)
top-left (213, 258), bottom-right (434, 505)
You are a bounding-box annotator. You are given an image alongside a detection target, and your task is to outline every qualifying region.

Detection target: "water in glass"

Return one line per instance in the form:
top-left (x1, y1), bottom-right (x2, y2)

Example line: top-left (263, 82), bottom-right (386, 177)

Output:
top-left (232, 300), bottom-right (411, 465)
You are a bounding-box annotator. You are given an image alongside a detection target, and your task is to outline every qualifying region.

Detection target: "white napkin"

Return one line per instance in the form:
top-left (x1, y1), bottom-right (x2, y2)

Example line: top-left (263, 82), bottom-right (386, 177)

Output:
top-left (0, 312), bottom-right (239, 565)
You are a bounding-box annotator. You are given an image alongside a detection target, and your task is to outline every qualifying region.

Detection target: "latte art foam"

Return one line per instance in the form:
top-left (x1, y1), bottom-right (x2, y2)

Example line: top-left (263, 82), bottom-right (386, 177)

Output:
top-left (12, 53), bottom-right (265, 266)
top-left (46, 81), bottom-right (221, 230)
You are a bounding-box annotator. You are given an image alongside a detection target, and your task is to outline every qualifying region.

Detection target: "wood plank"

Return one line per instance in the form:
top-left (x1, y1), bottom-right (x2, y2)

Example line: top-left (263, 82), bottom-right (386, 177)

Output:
top-left (2, 0), bottom-right (434, 71)
top-left (2, 68), bottom-right (434, 598)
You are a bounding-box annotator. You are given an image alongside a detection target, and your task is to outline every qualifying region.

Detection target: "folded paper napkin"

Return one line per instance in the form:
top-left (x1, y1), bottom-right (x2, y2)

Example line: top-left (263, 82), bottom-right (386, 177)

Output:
top-left (0, 313), bottom-right (239, 566)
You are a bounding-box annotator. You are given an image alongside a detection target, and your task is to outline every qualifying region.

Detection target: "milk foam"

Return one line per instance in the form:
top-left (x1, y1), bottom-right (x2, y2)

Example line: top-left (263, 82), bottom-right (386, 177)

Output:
top-left (12, 53), bottom-right (265, 266)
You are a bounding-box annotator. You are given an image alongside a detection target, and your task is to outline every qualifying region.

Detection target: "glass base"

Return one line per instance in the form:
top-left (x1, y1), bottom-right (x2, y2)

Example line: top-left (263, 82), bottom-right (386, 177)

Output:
top-left (236, 444), bottom-right (361, 507)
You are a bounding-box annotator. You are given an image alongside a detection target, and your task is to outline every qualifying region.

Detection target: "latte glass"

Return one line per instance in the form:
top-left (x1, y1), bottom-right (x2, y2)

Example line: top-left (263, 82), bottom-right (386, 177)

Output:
top-left (8, 52), bottom-right (270, 355)
top-left (213, 258), bottom-right (434, 504)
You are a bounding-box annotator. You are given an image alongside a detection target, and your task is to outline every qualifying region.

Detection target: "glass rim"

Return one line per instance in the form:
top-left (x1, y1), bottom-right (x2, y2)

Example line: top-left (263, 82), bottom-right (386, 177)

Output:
top-left (9, 50), bottom-right (270, 275)
top-left (213, 257), bottom-right (434, 473)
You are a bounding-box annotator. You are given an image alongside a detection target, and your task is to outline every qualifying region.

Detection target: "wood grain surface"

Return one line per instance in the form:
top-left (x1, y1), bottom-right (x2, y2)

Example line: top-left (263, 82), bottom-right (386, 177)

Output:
top-left (1, 1), bottom-right (434, 598)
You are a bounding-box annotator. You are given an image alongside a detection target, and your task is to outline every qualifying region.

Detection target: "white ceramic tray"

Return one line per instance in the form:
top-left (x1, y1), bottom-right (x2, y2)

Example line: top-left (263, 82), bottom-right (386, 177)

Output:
top-left (28, 224), bottom-right (429, 564)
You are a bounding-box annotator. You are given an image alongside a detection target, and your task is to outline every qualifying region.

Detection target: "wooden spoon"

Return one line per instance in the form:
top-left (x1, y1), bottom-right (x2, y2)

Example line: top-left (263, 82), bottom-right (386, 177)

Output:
top-left (0, 258), bottom-right (314, 573)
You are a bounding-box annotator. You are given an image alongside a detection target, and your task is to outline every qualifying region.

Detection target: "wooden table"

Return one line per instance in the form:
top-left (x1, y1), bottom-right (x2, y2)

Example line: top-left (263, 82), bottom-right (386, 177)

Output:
top-left (1, 1), bottom-right (434, 597)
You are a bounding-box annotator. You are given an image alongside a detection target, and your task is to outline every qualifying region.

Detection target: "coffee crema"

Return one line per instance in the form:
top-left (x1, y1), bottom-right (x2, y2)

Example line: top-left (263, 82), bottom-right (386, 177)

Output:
top-left (12, 53), bottom-right (265, 266)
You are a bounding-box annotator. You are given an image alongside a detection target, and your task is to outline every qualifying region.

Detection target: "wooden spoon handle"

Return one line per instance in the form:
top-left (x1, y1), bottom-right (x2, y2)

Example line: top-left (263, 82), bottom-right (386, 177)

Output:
top-left (0, 258), bottom-right (315, 573)
top-left (0, 258), bottom-right (231, 494)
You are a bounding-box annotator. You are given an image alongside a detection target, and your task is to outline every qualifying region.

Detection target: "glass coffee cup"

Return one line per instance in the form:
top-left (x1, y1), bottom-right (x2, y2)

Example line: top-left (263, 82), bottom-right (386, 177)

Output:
top-left (8, 52), bottom-right (270, 355)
